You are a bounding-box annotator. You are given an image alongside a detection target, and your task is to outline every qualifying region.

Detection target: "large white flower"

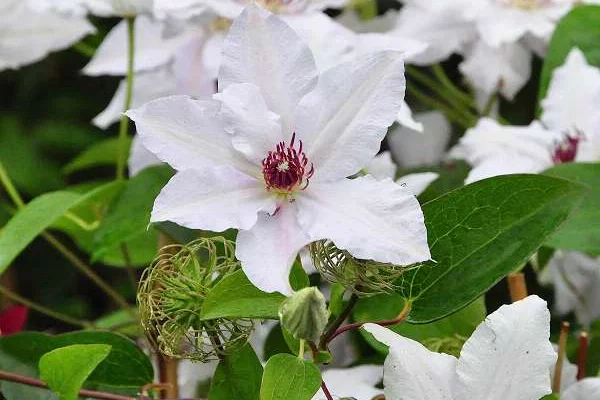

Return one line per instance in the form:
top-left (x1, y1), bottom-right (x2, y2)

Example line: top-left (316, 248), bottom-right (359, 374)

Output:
top-left (562, 378), bottom-right (600, 400)
top-left (0, 0), bottom-right (94, 71)
top-left (127, 5), bottom-right (431, 294)
top-left (27, 0), bottom-right (153, 17)
top-left (364, 295), bottom-right (557, 400)
top-left (540, 251), bottom-right (600, 327)
top-left (367, 152), bottom-right (439, 196)
top-left (312, 365), bottom-right (382, 400)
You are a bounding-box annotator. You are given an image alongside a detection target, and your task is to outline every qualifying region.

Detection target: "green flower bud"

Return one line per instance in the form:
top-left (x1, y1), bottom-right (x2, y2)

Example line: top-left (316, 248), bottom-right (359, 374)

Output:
top-left (137, 237), bottom-right (253, 361)
top-left (278, 287), bottom-right (329, 343)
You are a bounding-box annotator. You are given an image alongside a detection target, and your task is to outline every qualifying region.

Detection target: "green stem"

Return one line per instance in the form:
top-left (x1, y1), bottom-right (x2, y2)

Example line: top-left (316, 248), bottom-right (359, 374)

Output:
top-left (319, 293), bottom-right (358, 350)
top-left (407, 86), bottom-right (474, 129)
top-left (0, 160), bottom-right (24, 209)
top-left (482, 92), bottom-right (498, 117)
top-left (431, 64), bottom-right (476, 108)
top-left (0, 284), bottom-right (93, 329)
top-left (116, 17), bottom-right (136, 180)
top-left (72, 41), bottom-right (96, 58)
top-left (41, 232), bottom-right (134, 316)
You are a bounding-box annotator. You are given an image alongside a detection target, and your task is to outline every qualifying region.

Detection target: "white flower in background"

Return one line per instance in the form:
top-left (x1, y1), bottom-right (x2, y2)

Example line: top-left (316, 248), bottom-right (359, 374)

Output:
top-left (464, 0), bottom-right (573, 48)
top-left (387, 111), bottom-right (452, 168)
top-left (452, 48), bottom-right (600, 184)
top-left (540, 251), bottom-right (600, 327)
top-left (562, 378), bottom-right (600, 400)
top-left (27, 0), bottom-right (153, 17)
top-left (0, 0), bottom-right (94, 71)
top-left (365, 295), bottom-right (557, 400)
top-left (178, 359), bottom-right (217, 398)
top-left (127, 6), bottom-right (431, 294)
top-left (312, 365), bottom-right (382, 400)
top-left (367, 152), bottom-right (439, 196)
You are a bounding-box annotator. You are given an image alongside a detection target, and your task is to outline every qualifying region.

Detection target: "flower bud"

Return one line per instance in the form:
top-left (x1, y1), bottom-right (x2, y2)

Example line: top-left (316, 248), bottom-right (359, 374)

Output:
top-left (278, 287), bottom-right (329, 343)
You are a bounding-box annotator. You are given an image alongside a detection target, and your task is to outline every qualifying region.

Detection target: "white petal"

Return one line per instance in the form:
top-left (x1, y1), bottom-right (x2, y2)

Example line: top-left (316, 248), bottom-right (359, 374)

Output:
top-left (126, 96), bottom-right (257, 175)
top-left (153, 0), bottom-right (209, 20)
top-left (183, 0), bottom-right (243, 19)
top-left (313, 365), bottom-right (383, 400)
top-left (0, 3), bottom-right (94, 71)
top-left (152, 166), bottom-right (276, 231)
top-left (93, 68), bottom-right (178, 129)
top-left (173, 35), bottom-right (219, 96)
top-left (462, 154), bottom-right (550, 185)
top-left (396, 101), bottom-right (424, 132)
top-left (296, 176), bottom-right (431, 266)
top-left (363, 324), bottom-right (457, 400)
top-left (219, 5), bottom-right (318, 135)
top-left (295, 52), bottom-right (406, 181)
top-left (388, 111), bottom-right (451, 168)
top-left (455, 295), bottom-right (556, 400)
top-left (216, 83), bottom-right (283, 165)
top-left (562, 378), bottom-right (600, 400)
top-left (397, 172), bottom-right (439, 196)
top-left (236, 204), bottom-right (311, 294)
top-left (460, 41), bottom-right (532, 100)
top-left (544, 251), bottom-right (600, 326)
top-left (393, 4), bottom-right (476, 65)
top-left (128, 135), bottom-right (161, 177)
top-left (178, 359), bottom-right (218, 399)
top-left (83, 16), bottom-right (201, 76)
top-left (366, 151), bottom-right (397, 181)
top-left (541, 48), bottom-right (600, 138)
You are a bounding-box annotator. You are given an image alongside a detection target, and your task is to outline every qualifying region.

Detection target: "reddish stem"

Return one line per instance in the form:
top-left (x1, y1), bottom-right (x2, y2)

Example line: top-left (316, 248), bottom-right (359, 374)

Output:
top-left (577, 331), bottom-right (589, 380)
top-left (320, 380), bottom-right (334, 400)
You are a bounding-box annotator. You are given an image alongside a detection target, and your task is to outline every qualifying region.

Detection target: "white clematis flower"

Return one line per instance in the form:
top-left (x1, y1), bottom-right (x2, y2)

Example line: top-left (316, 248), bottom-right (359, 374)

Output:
top-left (0, 0), bottom-right (94, 71)
top-left (28, 0), bottom-right (153, 17)
top-left (562, 378), bottom-right (600, 400)
top-left (365, 295), bottom-right (557, 400)
top-left (367, 152), bottom-right (439, 196)
top-left (539, 251), bottom-right (600, 327)
top-left (127, 5), bottom-right (431, 294)
top-left (312, 365), bottom-right (383, 400)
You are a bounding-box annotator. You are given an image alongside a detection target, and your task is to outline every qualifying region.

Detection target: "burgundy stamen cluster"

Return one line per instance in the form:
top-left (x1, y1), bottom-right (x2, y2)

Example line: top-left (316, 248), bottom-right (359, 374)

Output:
top-left (262, 132), bottom-right (314, 193)
top-left (552, 130), bottom-right (584, 164)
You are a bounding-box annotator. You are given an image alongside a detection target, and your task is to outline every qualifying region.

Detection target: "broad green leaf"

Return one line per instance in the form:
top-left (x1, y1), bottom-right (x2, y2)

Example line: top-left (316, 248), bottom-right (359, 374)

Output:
top-left (209, 344), bottom-right (263, 400)
top-left (412, 161), bottom-right (471, 204)
top-left (0, 331), bottom-right (153, 400)
top-left (39, 344), bottom-right (111, 400)
top-left (404, 174), bottom-right (585, 323)
top-left (263, 324), bottom-right (295, 360)
top-left (538, 5), bottom-right (600, 104)
top-left (544, 163), bottom-right (600, 255)
top-left (353, 295), bottom-right (486, 354)
top-left (200, 270), bottom-right (285, 320)
top-left (290, 259), bottom-right (310, 291)
top-left (260, 354), bottom-right (321, 400)
top-left (63, 137), bottom-right (132, 175)
top-left (0, 191), bottom-right (82, 275)
top-left (539, 395), bottom-right (560, 400)
top-left (92, 165), bottom-right (173, 263)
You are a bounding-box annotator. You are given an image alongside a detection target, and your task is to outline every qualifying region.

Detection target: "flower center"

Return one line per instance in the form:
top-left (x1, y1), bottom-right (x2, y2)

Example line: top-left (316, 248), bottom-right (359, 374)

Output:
top-left (552, 131), bottom-right (584, 164)
top-left (234, 0), bottom-right (307, 13)
top-left (497, 0), bottom-right (548, 10)
top-left (262, 133), bottom-right (314, 194)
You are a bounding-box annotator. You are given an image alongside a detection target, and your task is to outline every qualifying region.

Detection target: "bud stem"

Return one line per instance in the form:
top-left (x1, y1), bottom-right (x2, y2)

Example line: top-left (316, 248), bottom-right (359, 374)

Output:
top-left (553, 321), bottom-right (570, 393)
top-left (298, 339), bottom-right (305, 359)
top-left (577, 331), bottom-right (589, 380)
top-left (507, 273), bottom-right (528, 303)
top-left (116, 16), bottom-right (136, 180)
top-left (318, 293), bottom-right (358, 350)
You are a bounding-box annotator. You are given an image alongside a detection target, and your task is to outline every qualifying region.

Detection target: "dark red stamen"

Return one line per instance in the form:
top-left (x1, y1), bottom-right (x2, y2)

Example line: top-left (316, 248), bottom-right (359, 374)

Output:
top-left (552, 130), bottom-right (584, 164)
top-left (262, 132), bottom-right (314, 193)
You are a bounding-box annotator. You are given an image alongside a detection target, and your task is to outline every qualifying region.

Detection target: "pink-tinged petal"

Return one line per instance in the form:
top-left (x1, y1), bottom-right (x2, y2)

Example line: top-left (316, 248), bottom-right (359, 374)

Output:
top-left (455, 295), bottom-right (556, 400)
top-left (93, 68), bottom-right (178, 130)
top-left (562, 378), bottom-right (600, 400)
top-left (295, 52), bottom-right (406, 182)
top-left (219, 5), bottom-right (318, 136)
top-left (152, 166), bottom-right (276, 231)
top-left (217, 83), bottom-right (283, 165)
top-left (83, 16), bottom-right (201, 76)
top-left (363, 324), bottom-right (456, 400)
top-left (0, 3), bottom-right (94, 71)
top-left (236, 205), bottom-right (311, 294)
top-left (542, 48), bottom-right (600, 137)
top-left (0, 305), bottom-right (28, 335)
top-left (296, 176), bottom-right (430, 266)
top-left (126, 96), bottom-right (258, 175)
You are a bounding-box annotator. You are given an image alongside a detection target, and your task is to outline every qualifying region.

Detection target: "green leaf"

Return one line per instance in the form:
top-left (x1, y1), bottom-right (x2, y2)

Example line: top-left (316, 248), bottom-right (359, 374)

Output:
top-left (92, 165), bottom-right (173, 263)
top-left (413, 161), bottom-right (471, 204)
top-left (39, 344), bottom-right (111, 400)
top-left (260, 354), bottom-right (321, 400)
top-left (209, 344), bottom-right (263, 400)
top-left (404, 174), bottom-right (586, 323)
top-left (354, 295), bottom-right (486, 354)
top-left (538, 5), bottom-right (600, 104)
top-left (290, 259), bottom-right (310, 291)
top-left (63, 137), bottom-right (132, 175)
top-left (0, 191), bottom-right (82, 275)
top-left (0, 331), bottom-right (153, 400)
top-left (543, 163), bottom-right (600, 255)
top-left (200, 270), bottom-right (285, 320)
top-left (94, 309), bottom-right (140, 336)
